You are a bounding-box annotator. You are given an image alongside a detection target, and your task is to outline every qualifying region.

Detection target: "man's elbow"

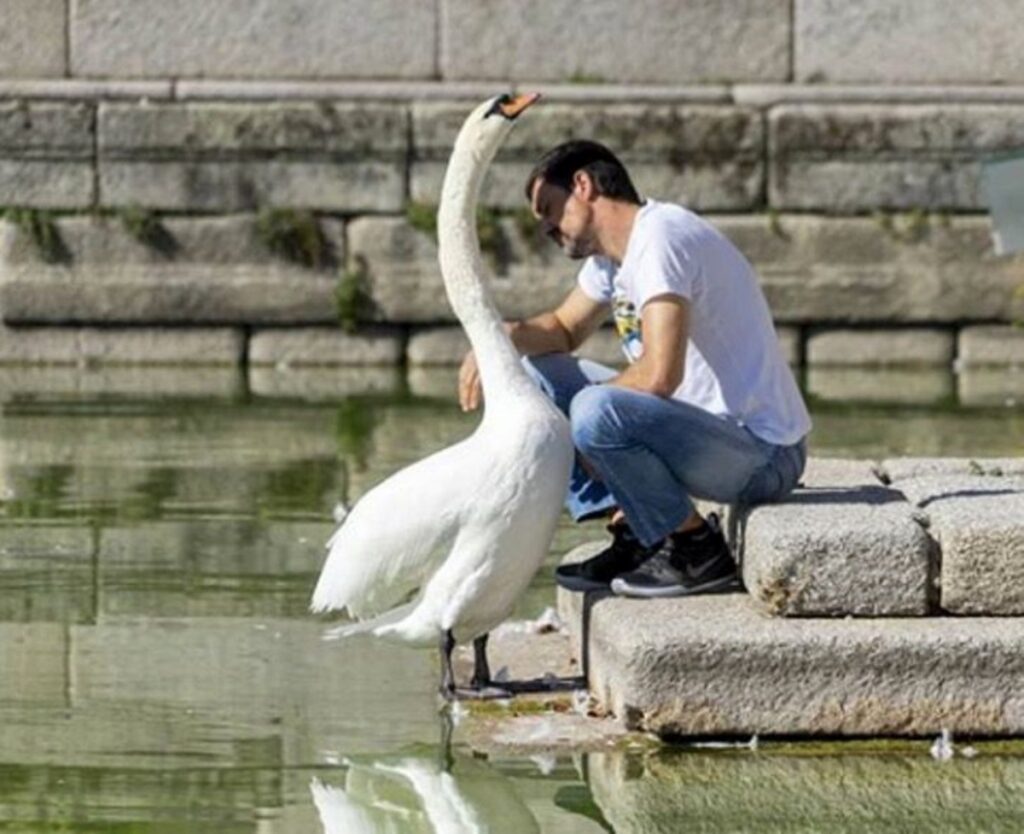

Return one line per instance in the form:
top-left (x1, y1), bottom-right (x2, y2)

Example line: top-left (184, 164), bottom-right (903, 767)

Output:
top-left (644, 367), bottom-right (683, 398)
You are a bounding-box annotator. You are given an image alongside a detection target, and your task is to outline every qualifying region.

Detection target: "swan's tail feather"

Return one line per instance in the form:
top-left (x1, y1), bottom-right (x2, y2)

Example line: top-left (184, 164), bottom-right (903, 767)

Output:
top-left (321, 602), bottom-right (417, 642)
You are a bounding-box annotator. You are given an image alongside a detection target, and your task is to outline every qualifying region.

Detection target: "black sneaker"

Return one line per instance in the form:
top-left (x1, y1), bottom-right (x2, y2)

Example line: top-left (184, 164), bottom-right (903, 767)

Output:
top-left (610, 513), bottom-right (738, 598)
top-left (555, 523), bottom-right (660, 593)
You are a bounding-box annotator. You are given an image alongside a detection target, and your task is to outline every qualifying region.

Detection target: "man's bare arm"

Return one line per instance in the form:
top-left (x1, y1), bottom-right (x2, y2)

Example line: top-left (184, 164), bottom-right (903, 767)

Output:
top-left (609, 294), bottom-right (688, 398)
top-left (458, 287), bottom-right (609, 411)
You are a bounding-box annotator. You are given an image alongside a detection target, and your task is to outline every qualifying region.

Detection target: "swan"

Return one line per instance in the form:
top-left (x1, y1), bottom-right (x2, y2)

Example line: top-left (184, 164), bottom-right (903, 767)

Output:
top-left (310, 753), bottom-right (540, 833)
top-left (311, 93), bottom-right (574, 698)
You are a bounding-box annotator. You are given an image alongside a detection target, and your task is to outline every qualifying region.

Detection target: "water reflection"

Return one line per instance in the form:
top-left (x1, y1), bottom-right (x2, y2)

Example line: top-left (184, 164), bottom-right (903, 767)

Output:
top-left (1, 365), bottom-right (1023, 831)
top-left (312, 751), bottom-right (541, 834)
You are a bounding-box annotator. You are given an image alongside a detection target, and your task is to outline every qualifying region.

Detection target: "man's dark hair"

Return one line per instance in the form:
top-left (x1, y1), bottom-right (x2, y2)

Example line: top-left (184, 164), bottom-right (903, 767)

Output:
top-left (524, 140), bottom-right (642, 205)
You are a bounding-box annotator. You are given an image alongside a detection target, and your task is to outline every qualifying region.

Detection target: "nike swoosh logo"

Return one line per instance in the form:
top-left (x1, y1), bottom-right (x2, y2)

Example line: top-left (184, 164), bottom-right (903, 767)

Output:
top-left (684, 556), bottom-right (722, 581)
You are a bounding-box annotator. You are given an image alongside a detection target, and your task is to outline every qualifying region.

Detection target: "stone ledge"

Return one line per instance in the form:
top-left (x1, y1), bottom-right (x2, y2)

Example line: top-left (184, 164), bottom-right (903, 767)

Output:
top-left (739, 457), bottom-right (935, 616)
top-left (0, 324), bottom-right (245, 365)
top-left (734, 84), bottom-right (1024, 106)
top-left (959, 325), bottom-right (1024, 368)
top-left (248, 326), bottom-right (404, 366)
top-left (806, 328), bottom-right (955, 367)
top-left (0, 80), bottom-right (173, 100)
top-left (895, 474), bottom-right (1024, 615)
top-left (557, 585), bottom-right (1024, 736)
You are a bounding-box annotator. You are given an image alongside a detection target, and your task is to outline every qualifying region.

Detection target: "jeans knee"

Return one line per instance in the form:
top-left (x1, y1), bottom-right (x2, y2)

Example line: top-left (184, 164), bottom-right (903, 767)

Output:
top-left (569, 385), bottom-right (616, 451)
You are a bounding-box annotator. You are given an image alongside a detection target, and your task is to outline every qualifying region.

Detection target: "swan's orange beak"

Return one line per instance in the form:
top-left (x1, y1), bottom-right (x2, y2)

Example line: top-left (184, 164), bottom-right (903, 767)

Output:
top-left (499, 92), bottom-right (541, 119)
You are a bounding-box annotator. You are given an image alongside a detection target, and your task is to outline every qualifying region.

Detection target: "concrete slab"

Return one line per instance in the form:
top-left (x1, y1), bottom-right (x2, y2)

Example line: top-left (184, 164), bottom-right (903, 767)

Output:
top-left (895, 474), bottom-right (1024, 614)
top-left (806, 328), bottom-right (955, 366)
top-left (0, 0), bottom-right (66, 78)
top-left (248, 327), bottom-right (404, 367)
top-left (558, 584), bottom-right (1024, 736)
top-left (959, 325), bottom-right (1024, 368)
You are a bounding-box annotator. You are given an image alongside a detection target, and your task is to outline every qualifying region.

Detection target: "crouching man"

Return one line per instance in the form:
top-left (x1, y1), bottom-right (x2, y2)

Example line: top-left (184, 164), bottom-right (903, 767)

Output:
top-left (458, 140), bottom-right (811, 597)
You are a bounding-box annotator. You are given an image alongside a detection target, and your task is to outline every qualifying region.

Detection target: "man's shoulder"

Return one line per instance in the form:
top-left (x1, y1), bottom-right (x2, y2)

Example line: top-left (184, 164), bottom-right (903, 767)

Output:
top-left (637, 200), bottom-right (709, 240)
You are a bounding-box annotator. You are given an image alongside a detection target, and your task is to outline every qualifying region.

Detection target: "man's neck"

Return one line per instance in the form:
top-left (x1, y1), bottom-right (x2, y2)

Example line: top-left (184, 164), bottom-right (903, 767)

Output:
top-left (595, 199), bottom-right (642, 264)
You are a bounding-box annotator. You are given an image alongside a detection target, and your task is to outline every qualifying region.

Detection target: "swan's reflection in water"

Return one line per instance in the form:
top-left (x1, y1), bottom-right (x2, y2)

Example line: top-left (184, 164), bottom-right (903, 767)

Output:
top-left (311, 751), bottom-right (541, 834)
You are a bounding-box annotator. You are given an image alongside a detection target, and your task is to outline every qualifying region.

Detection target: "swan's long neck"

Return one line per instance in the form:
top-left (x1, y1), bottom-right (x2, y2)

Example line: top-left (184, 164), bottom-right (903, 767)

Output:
top-left (438, 128), bottom-right (534, 410)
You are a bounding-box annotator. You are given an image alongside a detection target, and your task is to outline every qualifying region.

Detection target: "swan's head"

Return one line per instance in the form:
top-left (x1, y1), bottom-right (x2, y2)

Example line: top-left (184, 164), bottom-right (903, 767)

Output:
top-left (455, 92), bottom-right (540, 163)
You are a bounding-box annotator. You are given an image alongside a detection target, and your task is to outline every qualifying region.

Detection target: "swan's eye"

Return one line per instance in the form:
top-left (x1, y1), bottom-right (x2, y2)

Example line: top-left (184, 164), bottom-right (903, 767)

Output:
top-left (485, 95), bottom-right (512, 119)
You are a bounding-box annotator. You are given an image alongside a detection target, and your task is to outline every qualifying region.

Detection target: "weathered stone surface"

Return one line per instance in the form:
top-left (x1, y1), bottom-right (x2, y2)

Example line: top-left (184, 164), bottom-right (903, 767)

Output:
top-left (248, 326), bottom-right (403, 366)
top-left (740, 481), bottom-right (934, 616)
top-left (442, 0), bottom-right (789, 84)
top-left (718, 215), bottom-right (1023, 323)
top-left (0, 0), bottom-right (66, 77)
top-left (896, 474), bottom-right (1024, 614)
top-left (769, 105), bottom-right (1024, 211)
top-left (735, 83), bottom-right (1024, 106)
top-left (776, 325), bottom-right (802, 365)
top-left (575, 328), bottom-right (627, 368)
top-left (406, 326), bottom-right (470, 366)
top-left (0, 365), bottom-right (243, 400)
top-left (412, 103), bottom-right (764, 210)
top-left (959, 325), bottom-right (1024, 367)
top-left (0, 525), bottom-right (96, 623)
top-left (71, 0), bottom-right (436, 79)
top-left (0, 102), bottom-right (95, 209)
top-left (0, 216), bottom-right (343, 325)
top-left (959, 368), bottom-right (1024, 407)
top-left (882, 457), bottom-right (1024, 482)
top-left (558, 584), bottom-right (1024, 736)
top-left (348, 216), bottom-right (576, 323)
top-left (806, 368), bottom-right (954, 405)
top-left (796, 0), bottom-right (1024, 84)
top-left (0, 325), bottom-right (245, 364)
top-left (0, 80), bottom-right (172, 99)
top-left (0, 624), bottom-right (67, 704)
top-left (807, 328), bottom-right (954, 366)
top-left (248, 366), bottom-right (403, 400)
top-left (98, 102), bottom-right (407, 211)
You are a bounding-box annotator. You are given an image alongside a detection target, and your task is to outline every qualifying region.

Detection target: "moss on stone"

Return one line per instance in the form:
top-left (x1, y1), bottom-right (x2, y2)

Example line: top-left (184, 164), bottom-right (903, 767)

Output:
top-left (117, 205), bottom-right (178, 257)
top-left (256, 208), bottom-right (328, 269)
top-left (4, 208), bottom-right (68, 264)
top-left (336, 254), bottom-right (371, 334)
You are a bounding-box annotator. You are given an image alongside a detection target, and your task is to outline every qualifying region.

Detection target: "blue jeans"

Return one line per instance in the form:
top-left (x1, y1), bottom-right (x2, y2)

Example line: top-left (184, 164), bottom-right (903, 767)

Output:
top-left (524, 353), bottom-right (807, 547)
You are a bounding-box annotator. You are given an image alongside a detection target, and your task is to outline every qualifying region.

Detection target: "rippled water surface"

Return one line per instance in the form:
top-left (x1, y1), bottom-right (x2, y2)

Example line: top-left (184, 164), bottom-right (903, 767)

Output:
top-left (1, 364), bottom-right (1023, 832)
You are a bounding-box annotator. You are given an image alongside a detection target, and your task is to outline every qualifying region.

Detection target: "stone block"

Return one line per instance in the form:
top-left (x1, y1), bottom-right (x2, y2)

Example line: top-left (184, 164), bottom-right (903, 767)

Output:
top-left (770, 105), bottom-right (1024, 211)
top-left (347, 216), bottom-right (576, 323)
top-left (716, 215), bottom-right (1023, 324)
top-left (959, 368), bottom-right (1024, 407)
top-left (806, 368), bottom-right (954, 405)
top-left (0, 102), bottom-right (95, 209)
top-left (98, 102), bottom-right (407, 212)
top-left (807, 328), bottom-right (954, 366)
top-left (0, 365), bottom-right (244, 400)
top-left (412, 102), bottom-right (764, 210)
top-left (0, 0), bottom-right (66, 77)
top-left (248, 366), bottom-right (404, 401)
top-left (796, 0), bottom-right (1024, 84)
top-left (442, 0), bottom-right (789, 84)
top-left (71, 0), bottom-right (436, 79)
top-left (896, 474), bottom-right (1024, 614)
top-left (0, 216), bottom-right (344, 325)
top-left (776, 325), bottom-right (802, 365)
top-left (574, 328), bottom-right (627, 368)
top-left (248, 326), bottom-right (403, 366)
top-left (0, 325), bottom-right (245, 365)
top-left (735, 83), bottom-right (1024, 107)
top-left (558, 585), bottom-right (1024, 736)
top-left (406, 327), bottom-right (470, 366)
top-left (959, 325), bottom-right (1024, 368)
top-left (0, 80), bottom-right (173, 100)
top-left (740, 483), bottom-right (934, 616)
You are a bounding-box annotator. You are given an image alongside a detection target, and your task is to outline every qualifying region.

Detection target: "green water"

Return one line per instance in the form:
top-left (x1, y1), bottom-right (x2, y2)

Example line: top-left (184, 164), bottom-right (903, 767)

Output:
top-left (1, 364), bottom-right (1023, 832)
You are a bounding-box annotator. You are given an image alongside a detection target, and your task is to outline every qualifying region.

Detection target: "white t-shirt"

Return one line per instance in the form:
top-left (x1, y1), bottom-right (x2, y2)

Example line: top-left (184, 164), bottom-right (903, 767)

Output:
top-left (577, 200), bottom-right (811, 446)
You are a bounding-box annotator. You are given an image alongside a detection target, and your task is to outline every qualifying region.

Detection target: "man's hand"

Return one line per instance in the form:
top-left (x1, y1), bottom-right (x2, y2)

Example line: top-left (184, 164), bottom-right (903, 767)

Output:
top-left (458, 350), bottom-right (483, 411)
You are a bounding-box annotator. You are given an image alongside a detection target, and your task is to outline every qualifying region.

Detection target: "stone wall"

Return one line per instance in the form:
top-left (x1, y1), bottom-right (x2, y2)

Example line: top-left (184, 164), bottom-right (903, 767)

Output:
top-left (1, 1), bottom-right (1024, 368)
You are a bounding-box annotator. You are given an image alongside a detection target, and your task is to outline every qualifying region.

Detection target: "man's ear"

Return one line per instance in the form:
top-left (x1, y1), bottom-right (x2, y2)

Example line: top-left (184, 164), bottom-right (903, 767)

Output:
top-left (572, 169), bottom-right (597, 201)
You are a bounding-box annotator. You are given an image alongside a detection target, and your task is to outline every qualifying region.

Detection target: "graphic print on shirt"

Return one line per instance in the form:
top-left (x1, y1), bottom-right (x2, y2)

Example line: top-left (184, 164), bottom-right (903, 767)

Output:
top-left (613, 294), bottom-right (643, 362)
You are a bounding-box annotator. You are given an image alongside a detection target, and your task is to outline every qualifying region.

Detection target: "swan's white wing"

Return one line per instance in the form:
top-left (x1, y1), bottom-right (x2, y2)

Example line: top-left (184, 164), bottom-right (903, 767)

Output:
top-left (310, 436), bottom-right (481, 619)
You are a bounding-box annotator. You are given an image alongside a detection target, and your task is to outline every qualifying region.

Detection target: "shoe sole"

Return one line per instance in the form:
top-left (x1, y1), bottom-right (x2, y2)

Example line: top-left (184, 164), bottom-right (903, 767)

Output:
top-left (609, 573), bottom-right (740, 599)
top-left (554, 572), bottom-right (613, 593)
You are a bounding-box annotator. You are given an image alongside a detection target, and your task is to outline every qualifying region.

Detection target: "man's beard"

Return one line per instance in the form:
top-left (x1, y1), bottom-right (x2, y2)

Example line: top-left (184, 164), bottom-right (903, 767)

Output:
top-left (562, 228), bottom-right (597, 260)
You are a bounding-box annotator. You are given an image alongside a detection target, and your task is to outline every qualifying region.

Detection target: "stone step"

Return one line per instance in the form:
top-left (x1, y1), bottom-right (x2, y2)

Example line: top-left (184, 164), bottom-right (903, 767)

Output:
top-left (557, 581), bottom-right (1024, 737)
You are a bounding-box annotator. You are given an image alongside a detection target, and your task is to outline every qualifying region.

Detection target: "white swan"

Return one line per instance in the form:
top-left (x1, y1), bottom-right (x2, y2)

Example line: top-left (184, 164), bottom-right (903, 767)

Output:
top-left (310, 753), bottom-right (540, 833)
top-left (311, 93), bottom-right (574, 697)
